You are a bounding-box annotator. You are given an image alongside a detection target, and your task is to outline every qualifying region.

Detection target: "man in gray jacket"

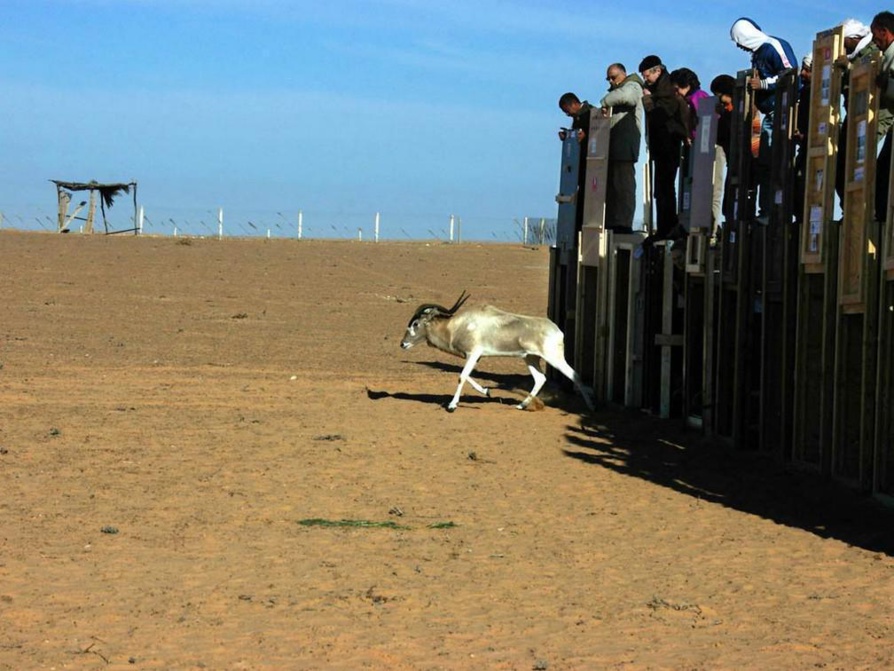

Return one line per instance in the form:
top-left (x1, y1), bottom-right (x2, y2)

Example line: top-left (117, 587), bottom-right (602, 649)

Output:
top-left (600, 63), bottom-right (644, 233)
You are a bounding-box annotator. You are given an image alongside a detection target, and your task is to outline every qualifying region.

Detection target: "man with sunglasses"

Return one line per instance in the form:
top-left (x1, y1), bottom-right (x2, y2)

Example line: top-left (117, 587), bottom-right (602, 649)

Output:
top-left (600, 63), bottom-right (644, 234)
top-left (638, 55), bottom-right (691, 242)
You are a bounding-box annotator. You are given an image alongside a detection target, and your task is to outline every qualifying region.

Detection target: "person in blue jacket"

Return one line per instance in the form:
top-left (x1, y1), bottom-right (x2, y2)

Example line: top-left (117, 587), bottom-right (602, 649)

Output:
top-left (730, 17), bottom-right (798, 220)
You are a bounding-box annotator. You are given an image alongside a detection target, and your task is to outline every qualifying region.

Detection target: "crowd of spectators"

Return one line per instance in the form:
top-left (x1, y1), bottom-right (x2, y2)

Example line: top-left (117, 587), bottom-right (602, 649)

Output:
top-left (558, 13), bottom-right (894, 244)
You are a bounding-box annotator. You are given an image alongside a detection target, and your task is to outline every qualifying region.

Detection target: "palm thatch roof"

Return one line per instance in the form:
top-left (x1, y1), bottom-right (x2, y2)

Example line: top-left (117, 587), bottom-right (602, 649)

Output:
top-left (51, 180), bottom-right (136, 209)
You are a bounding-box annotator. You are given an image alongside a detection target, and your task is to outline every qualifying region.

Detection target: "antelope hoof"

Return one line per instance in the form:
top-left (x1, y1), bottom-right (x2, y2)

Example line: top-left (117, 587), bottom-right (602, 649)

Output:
top-left (445, 404), bottom-right (457, 413)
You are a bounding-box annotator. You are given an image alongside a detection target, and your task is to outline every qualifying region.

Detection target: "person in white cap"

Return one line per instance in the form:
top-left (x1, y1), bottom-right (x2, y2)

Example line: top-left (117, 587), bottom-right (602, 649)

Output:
top-left (836, 18), bottom-right (887, 207)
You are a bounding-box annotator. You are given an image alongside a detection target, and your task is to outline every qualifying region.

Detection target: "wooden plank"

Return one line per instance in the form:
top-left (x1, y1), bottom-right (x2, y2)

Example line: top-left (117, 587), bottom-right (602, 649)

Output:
top-left (839, 52), bottom-right (880, 310)
top-left (56, 187), bottom-right (70, 232)
top-left (832, 49), bottom-right (882, 489)
top-left (760, 71), bottom-right (799, 458)
top-left (884, 115), bottom-right (894, 272)
top-left (875, 277), bottom-right (894, 497)
top-left (575, 111), bottom-right (612, 400)
top-left (660, 246), bottom-right (675, 418)
top-left (685, 231), bottom-right (706, 275)
top-left (555, 132), bottom-right (581, 255)
top-left (680, 95), bottom-right (718, 234)
top-left (574, 264), bottom-right (598, 390)
top-left (801, 27), bottom-right (845, 266)
top-left (582, 111), bottom-right (612, 231)
top-left (605, 234), bottom-right (645, 406)
top-left (85, 190), bottom-right (96, 234)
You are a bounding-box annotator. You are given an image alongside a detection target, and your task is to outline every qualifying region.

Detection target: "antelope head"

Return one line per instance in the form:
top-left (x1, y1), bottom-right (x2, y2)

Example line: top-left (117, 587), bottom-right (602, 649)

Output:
top-left (400, 291), bottom-right (470, 350)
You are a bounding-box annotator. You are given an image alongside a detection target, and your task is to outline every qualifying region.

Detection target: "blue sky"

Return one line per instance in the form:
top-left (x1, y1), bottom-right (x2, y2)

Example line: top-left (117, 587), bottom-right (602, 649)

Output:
top-left (0, 0), bottom-right (880, 240)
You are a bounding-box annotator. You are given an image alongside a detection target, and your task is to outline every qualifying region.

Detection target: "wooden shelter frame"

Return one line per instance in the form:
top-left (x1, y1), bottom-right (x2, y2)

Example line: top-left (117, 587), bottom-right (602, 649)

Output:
top-left (51, 180), bottom-right (139, 234)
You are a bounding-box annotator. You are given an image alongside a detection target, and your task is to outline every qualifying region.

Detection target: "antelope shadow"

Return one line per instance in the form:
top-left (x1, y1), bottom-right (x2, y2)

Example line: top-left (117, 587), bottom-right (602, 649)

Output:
top-left (368, 360), bottom-right (587, 411)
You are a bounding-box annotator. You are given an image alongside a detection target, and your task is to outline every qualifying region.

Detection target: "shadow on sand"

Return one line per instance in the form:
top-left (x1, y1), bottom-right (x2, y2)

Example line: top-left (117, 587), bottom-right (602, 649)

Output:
top-left (367, 360), bottom-right (588, 412)
top-left (564, 409), bottom-right (894, 555)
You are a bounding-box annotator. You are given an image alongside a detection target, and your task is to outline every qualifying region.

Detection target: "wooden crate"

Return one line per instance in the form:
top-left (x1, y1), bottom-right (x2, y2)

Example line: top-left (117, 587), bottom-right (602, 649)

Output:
top-left (832, 51), bottom-right (882, 490)
top-left (839, 53), bottom-right (880, 311)
top-left (801, 27), bottom-right (845, 268)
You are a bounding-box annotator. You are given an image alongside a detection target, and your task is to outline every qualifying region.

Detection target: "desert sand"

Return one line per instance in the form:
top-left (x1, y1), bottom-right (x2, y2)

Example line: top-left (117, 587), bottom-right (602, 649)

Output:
top-left (0, 231), bottom-right (891, 670)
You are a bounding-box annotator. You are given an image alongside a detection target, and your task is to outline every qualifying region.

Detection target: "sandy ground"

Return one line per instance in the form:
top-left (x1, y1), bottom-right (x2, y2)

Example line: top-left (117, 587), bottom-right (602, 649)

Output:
top-left (0, 231), bottom-right (892, 671)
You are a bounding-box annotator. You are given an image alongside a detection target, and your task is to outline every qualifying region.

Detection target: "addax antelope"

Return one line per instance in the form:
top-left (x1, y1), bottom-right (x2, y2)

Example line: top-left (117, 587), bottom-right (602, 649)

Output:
top-left (400, 291), bottom-right (594, 412)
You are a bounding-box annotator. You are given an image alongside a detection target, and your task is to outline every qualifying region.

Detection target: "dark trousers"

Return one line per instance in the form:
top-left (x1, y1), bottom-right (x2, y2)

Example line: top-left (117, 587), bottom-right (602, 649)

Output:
top-left (606, 160), bottom-right (636, 232)
top-left (877, 130), bottom-right (892, 223)
top-left (652, 152), bottom-right (680, 237)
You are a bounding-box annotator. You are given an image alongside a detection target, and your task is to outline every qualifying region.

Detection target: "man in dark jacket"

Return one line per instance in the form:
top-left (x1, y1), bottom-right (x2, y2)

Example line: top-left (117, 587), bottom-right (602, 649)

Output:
top-left (600, 63), bottom-right (643, 233)
top-left (730, 17), bottom-right (797, 219)
top-left (639, 55), bottom-right (691, 240)
top-left (558, 92), bottom-right (594, 232)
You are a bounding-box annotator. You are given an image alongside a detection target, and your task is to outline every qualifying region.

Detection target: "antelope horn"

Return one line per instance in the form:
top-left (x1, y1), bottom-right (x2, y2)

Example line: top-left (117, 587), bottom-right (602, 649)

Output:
top-left (445, 290), bottom-right (470, 316)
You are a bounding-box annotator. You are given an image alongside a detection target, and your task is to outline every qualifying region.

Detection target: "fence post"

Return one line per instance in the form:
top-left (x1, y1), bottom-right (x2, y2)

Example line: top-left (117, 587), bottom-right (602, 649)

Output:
top-left (298, 210), bottom-right (303, 239)
top-left (217, 207), bottom-right (224, 239)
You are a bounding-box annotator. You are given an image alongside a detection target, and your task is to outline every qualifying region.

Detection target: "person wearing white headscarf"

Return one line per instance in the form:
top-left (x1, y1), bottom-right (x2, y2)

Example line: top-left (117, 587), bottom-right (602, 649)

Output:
top-left (835, 18), bottom-right (889, 206)
top-left (730, 17), bottom-right (798, 218)
top-left (730, 17), bottom-right (798, 114)
top-left (840, 18), bottom-right (874, 60)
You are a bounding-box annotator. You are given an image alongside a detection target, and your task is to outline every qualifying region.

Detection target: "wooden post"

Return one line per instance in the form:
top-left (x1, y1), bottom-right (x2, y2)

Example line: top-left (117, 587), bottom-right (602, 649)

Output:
top-left (85, 190), bottom-right (96, 234)
top-left (576, 108), bottom-right (611, 401)
top-left (549, 130), bottom-right (582, 386)
top-left (792, 28), bottom-right (846, 473)
top-left (56, 186), bottom-right (70, 232)
top-left (714, 71), bottom-right (757, 443)
top-left (132, 182), bottom-right (139, 235)
top-left (832, 50), bottom-right (882, 490)
top-left (760, 70), bottom-right (799, 458)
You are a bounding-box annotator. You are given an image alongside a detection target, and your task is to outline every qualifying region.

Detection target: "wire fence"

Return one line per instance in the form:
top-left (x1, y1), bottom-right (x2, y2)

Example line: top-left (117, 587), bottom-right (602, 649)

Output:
top-left (0, 207), bottom-right (557, 245)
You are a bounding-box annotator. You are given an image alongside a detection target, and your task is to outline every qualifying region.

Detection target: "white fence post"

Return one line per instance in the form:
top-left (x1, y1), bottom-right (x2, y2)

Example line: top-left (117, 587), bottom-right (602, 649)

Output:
top-left (217, 207), bottom-right (224, 239)
top-left (298, 210), bottom-right (303, 239)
